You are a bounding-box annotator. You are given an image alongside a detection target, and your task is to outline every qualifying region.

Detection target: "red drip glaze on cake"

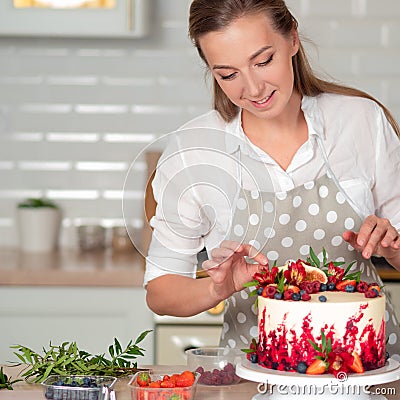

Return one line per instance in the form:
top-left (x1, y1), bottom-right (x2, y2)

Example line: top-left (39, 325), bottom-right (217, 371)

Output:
top-left (257, 301), bottom-right (386, 372)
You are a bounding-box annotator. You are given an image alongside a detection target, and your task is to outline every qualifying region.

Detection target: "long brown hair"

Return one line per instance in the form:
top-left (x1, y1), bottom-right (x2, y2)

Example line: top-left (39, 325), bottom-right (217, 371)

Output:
top-left (189, 0), bottom-right (400, 136)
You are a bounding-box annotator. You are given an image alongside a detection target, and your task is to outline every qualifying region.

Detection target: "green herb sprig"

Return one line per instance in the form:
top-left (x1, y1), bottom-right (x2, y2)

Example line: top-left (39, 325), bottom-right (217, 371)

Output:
top-left (10, 331), bottom-right (152, 383)
top-left (0, 367), bottom-right (22, 390)
top-left (308, 330), bottom-right (332, 364)
top-left (306, 247), bottom-right (344, 270)
top-left (307, 247), bottom-right (360, 282)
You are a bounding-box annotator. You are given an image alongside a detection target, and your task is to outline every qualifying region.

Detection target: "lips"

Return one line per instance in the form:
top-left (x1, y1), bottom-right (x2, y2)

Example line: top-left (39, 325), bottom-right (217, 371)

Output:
top-left (256, 95), bottom-right (271, 104)
top-left (251, 91), bottom-right (276, 107)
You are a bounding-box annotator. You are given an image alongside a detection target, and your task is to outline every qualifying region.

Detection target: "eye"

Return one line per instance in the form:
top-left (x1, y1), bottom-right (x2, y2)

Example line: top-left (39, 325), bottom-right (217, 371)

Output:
top-left (256, 54), bottom-right (273, 67)
top-left (220, 72), bottom-right (237, 81)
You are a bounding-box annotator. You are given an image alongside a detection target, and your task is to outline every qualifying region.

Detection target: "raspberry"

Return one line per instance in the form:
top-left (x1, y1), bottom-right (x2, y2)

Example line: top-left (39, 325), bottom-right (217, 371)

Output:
top-left (365, 290), bottom-right (377, 298)
top-left (265, 285), bottom-right (277, 298)
top-left (284, 289), bottom-right (294, 300)
top-left (304, 282), bottom-right (314, 294)
top-left (195, 366), bottom-right (204, 374)
top-left (301, 292), bottom-right (311, 301)
top-left (221, 374), bottom-right (233, 385)
top-left (299, 282), bottom-right (307, 290)
top-left (312, 281), bottom-right (321, 293)
top-left (224, 363), bottom-right (235, 374)
top-left (356, 281), bottom-right (369, 293)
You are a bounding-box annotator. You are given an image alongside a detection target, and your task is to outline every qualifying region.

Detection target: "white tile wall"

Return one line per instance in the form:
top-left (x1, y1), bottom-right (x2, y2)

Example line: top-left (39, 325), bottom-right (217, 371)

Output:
top-left (0, 0), bottom-right (399, 248)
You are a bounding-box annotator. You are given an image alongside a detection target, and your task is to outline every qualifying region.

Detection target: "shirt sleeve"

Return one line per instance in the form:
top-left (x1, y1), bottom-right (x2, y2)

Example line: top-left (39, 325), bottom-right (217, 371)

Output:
top-left (373, 104), bottom-right (400, 232)
top-left (144, 135), bottom-right (206, 286)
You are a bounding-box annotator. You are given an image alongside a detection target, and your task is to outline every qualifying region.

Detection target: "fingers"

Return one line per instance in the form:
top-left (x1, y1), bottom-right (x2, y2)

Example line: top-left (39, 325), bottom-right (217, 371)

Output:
top-left (210, 240), bottom-right (268, 266)
top-left (342, 230), bottom-right (362, 251)
top-left (242, 243), bottom-right (269, 265)
top-left (380, 225), bottom-right (400, 248)
top-left (202, 259), bottom-right (220, 271)
top-left (343, 215), bottom-right (400, 259)
top-left (210, 245), bottom-right (239, 263)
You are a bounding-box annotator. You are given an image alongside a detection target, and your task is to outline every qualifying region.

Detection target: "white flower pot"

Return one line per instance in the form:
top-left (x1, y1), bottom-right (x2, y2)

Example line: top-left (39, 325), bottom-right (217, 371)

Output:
top-left (17, 208), bottom-right (62, 253)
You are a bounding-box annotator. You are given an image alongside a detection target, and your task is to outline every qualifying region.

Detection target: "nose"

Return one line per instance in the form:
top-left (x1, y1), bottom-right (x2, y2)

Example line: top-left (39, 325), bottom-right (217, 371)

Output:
top-left (243, 70), bottom-right (263, 99)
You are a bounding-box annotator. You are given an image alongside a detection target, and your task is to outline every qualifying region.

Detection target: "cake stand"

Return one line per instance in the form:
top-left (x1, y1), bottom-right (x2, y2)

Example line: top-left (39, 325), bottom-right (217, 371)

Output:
top-left (236, 359), bottom-right (400, 400)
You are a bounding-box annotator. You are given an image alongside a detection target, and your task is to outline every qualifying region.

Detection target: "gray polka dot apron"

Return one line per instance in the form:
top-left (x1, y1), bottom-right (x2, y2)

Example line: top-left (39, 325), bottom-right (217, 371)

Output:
top-left (219, 138), bottom-right (400, 362)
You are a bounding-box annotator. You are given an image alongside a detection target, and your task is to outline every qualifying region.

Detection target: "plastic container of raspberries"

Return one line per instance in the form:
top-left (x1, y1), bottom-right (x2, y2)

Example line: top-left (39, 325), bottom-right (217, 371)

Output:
top-left (186, 347), bottom-right (244, 385)
top-left (41, 375), bottom-right (117, 400)
top-left (128, 370), bottom-right (199, 400)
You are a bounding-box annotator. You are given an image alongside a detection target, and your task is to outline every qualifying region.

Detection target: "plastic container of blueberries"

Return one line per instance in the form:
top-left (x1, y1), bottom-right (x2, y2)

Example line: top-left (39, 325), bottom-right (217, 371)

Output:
top-left (41, 375), bottom-right (117, 400)
top-left (185, 347), bottom-right (244, 386)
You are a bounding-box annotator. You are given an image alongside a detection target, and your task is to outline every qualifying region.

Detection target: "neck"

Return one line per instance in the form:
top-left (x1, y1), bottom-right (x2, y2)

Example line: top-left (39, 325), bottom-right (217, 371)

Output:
top-left (240, 91), bottom-right (308, 171)
top-left (242, 91), bottom-right (304, 138)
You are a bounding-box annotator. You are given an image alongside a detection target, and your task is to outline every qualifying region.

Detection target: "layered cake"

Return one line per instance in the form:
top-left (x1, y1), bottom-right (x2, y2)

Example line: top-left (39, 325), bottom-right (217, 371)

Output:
top-left (245, 254), bottom-right (386, 376)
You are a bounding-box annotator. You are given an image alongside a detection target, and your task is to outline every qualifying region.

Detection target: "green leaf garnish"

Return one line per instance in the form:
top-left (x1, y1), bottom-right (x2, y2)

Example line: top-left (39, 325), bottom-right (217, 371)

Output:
top-left (9, 331), bottom-right (152, 383)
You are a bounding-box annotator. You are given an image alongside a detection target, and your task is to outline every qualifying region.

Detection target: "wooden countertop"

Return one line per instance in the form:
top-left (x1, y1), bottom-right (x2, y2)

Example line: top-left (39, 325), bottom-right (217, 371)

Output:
top-left (2, 364), bottom-right (399, 400)
top-left (1, 365), bottom-right (259, 400)
top-left (371, 256), bottom-right (400, 281)
top-left (0, 248), bottom-right (399, 288)
top-left (0, 247), bottom-right (145, 287)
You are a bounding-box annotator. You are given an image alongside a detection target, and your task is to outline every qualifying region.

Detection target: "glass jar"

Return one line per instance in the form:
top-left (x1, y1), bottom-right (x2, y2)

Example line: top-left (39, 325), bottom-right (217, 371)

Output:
top-left (77, 225), bottom-right (105, 251)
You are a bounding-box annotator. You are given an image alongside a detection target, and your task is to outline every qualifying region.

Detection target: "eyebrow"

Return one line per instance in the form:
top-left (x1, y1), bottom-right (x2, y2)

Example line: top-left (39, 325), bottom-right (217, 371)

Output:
top-left (212, 45), bottom-right (272, 70)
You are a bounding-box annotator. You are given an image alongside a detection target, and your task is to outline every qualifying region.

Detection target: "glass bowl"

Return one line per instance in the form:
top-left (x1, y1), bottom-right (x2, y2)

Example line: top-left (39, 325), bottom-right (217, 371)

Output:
top-left (41, 374), bottom-right (117, 400)
top-left (185, 347), bottom-right (244, 385)
top-left (128, 370), bottom-right (199, 400)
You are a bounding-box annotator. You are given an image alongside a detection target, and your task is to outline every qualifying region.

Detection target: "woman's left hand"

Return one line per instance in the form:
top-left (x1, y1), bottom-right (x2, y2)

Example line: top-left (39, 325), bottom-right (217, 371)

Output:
top-left (343, 215), bottom-right (400, 263)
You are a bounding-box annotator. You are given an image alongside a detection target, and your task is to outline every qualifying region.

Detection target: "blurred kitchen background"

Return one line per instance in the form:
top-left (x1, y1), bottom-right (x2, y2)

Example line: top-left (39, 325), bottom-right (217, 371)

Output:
top-left (0, 0), bottom-right (400, 367)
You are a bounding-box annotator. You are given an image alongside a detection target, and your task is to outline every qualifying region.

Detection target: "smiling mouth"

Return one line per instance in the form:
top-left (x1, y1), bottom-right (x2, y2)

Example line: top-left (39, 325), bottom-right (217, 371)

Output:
top-left (253, 91), bottom-right (275, 104)
top-left (256, 97), bottom-right (270, 104)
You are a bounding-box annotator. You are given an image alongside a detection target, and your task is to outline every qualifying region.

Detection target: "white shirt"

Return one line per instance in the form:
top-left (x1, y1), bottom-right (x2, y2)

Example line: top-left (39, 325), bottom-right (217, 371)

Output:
top-left (144, 93), bottom-right (400, 285)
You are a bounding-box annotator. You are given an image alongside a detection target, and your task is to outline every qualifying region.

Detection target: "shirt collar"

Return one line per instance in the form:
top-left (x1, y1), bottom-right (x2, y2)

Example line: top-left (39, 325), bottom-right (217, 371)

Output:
top-left (224, 95), bottom-right (325, 156)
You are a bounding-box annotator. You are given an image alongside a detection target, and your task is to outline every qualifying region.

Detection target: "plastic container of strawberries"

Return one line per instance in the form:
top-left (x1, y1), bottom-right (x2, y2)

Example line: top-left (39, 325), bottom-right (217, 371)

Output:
top-left (128, 371), bottom-right (199, 400)
top-left (186, 347), bottom-right (244, 385)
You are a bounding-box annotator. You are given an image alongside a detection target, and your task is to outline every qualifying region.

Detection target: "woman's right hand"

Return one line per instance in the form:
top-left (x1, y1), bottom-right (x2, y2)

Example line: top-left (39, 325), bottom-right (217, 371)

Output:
top-left (202, 240), bottom-right (268, 301)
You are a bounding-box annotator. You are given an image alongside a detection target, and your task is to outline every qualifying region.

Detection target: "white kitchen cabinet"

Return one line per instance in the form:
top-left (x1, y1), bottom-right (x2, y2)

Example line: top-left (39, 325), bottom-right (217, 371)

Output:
top-left (155, 325), bottom-right (222, 365)
top-left (383, 283), bottom-right (400, 324)
top-left (0, 0), bottom-right (151, 38)
top-left (0, 286), bottom-right (154, 366)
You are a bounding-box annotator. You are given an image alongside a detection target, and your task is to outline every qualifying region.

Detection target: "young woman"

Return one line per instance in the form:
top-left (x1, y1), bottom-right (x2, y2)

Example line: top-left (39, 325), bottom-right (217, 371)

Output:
top-left (145, 0), bottom-right (400, 360)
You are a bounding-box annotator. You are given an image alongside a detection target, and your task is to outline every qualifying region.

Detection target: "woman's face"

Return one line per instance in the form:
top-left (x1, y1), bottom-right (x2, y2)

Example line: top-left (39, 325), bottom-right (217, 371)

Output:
top-left (199, 13), bottom-right (300, 122)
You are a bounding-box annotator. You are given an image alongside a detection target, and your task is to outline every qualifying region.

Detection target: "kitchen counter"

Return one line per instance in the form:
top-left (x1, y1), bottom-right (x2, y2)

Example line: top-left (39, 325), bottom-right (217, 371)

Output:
top-left (1, 365), bottom-right (258, 400)
top-left (1, 364), bottom-right (399, 400)
top-left (371, 256), bottom-right (400, 281)
top-left (0, 248), bottom-right (399, 288)
top-left (0, 247), bottom-right (145, 287)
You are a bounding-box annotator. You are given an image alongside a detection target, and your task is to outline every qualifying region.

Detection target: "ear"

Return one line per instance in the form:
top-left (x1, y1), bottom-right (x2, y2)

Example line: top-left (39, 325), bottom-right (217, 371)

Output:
top-left (290, 28), bottom-right (300, 57)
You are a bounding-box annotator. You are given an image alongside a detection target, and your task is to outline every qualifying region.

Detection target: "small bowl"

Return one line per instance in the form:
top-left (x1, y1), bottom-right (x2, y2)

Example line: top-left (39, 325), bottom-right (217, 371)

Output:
top-left (185, 347), bottom-right (244, 385)
top-left (41, 375), bottom-right (117, 400)
top-left (128, 371), bottom-right (199, 400)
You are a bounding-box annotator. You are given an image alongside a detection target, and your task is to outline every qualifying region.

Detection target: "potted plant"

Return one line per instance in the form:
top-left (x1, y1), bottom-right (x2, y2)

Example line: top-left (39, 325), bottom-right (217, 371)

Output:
top-left (16, 198), bottom-right (62, 253)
